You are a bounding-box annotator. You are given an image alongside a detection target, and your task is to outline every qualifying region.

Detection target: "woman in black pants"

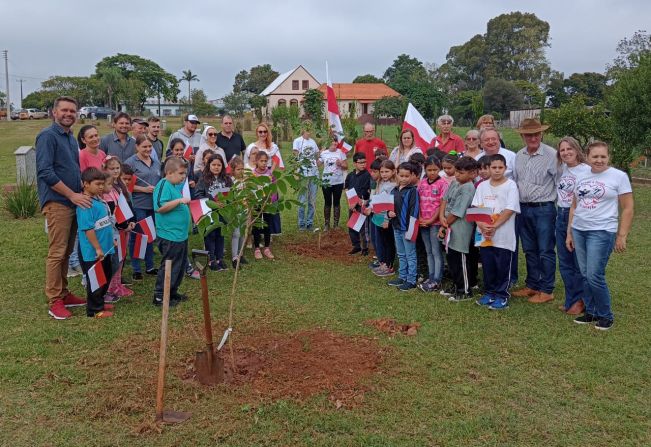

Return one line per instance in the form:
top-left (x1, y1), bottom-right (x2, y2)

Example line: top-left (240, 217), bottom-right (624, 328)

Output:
top-left (318, 138), bottom-right (348, 230)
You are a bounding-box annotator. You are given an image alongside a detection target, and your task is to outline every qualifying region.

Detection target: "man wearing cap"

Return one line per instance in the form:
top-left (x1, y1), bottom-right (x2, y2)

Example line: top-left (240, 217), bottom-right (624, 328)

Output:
top-left (166, 114), bottom-right (202, 158)
top-left (217, 115), bottom-right (246, 163)
top-left (146, 116), bottom-right (164, 161)
top-left (512, 118), bottom-right (558, 304)
top-left (100, 112), bottom-right (136, 162)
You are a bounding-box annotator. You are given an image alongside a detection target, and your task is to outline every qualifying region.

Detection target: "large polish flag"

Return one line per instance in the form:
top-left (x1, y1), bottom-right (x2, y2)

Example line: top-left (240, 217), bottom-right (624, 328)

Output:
top-left (132, 233), bottom-right (148, 259)
top-left (137, 216), bottom-right (156, 242)
top-left (88, 260), bottom-right (107, 292)
top-left (326, 63), bottom-right (352, 154)
top-left (114, 192), bottom-right (133, 224)
top-left (402, 103), bottom-right (437, 152)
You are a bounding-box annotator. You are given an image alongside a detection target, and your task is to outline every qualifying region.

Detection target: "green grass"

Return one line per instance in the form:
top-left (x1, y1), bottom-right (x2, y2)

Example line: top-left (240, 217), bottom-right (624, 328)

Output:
top-left (0, 119), bottom-right (650, 446)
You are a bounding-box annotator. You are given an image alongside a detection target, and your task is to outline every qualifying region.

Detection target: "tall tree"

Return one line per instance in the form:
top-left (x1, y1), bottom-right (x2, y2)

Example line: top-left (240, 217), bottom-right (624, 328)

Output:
top-left (353, 74), bottom-right (383, 84)
top-left (607, 30), bottom-right (651, 80)
top-left (185, 88), bottom-right (216, 116)
top-left (546, 95), bottom-right (613, 147)
top-left (440, 34), bottom-right (488, 91)
top-left (545, 70), bottom-right (568, 108)
top-left (233, 64), bottom-right (279, 95)
top-left (564, 72), bottom-right (607, 105)
top-left (180, 70), bottom-right (199, 106)
top-left (482, 79), bottom-right (524, 117)
top-left (302, 88), bottom-right (324, 124)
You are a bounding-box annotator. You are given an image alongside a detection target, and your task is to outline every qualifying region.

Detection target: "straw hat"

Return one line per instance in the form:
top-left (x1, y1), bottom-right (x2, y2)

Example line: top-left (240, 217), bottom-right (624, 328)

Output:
top-left (515, 118), bottom-right (550, 134)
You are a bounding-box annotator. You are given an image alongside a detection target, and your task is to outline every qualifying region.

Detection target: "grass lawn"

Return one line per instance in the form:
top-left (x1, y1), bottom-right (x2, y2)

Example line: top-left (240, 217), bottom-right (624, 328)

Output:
top-left (0, 118), bottom-right (650, 446)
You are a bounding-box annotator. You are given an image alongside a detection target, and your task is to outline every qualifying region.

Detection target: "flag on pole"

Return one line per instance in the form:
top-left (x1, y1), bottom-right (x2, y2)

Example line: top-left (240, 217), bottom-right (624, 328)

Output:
top-left (326, 62), bottom-right (352, 154)
top-left (347, 211), bottom-right (366, 232)
top-left (189, 198), bottom-right (212, 224)
top-left (371, 191), bottom-right (394, 213)
top-left (132, 233), bottom-right (148, 259)
top-left (114, 192), bottom-right (133, 224)
top-left (181, 178), bottom-right (191, 200)
top-left (402, 103), bottom-right (437, 152)
top-left (183, 145), bottom-right (193, 161)
top-left (116, 230), bottom-right (127, 262)
top-left (271, 151), bottom-right (285, 170)
top-left (127, 175), bottom-right (137, 193)
top-left (405, 216), bottom-right (419, 242)
top-left (137, 216), bottom-right (156, 242)
top-left (346, 188), bottom-right (360, 207)
top-left (88, 260), bottom-right (107, 293)
top-left (465, 207), bottom-right (494, 224)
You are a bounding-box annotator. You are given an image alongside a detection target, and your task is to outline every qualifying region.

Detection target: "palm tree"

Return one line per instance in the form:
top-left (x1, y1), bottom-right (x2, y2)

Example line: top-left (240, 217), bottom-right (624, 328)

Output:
top-left (180, 70), bottom-right (199, 106)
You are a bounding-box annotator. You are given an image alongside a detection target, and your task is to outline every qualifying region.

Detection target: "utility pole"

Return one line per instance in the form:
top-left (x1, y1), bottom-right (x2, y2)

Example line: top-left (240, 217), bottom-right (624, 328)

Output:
top-left (16, 78), bottom-right (24, 105)
top-left (3, 50), bottom-right (9, 120)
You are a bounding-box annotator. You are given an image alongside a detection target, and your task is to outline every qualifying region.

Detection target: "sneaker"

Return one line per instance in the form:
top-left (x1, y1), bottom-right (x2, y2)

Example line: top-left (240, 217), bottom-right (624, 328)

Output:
top-left (132, 272), bottom-right (144, 281)
top-left (348, 247), bottom-right (361, 255)
top-left (254, 248), bottom-right (263, 260)
top-left (368, 260), bottom-right (381, 269)
top-left (449, 292), bottom-right (473, 302)
top-left (418, 281), bottom-right (438, 293)
top-left (186, 270), bottom-right (201, 280)
top-left (104, 293), bottom-right (120, 304)
top-left (439, 287), bottom-right (455, 297)
top-left (92, 311), bottom-right (113, 319)
top-left (374, 266), bottom-right (395, 277)
top-left (232, 259), bottom-right (239, 269)
top-left (361, 248), bottom-right (369, 256)
top-left (173, 293), bottom-right (189, 302)
top-left (103, 304), bottom-right (115, 311)
top-left (209, 261), bottom-right (219, 271)
top-left (145, 268), bottom-right (158, 276)
top-left (48, 300), bottom-right (72, 320)
top-left (387, 278), bottom-right (405, 287)
top-left (263, 248), bottom-right (275, 259)
top-left (153, 297), bottom-right (180, 307)
top-left (476, 294), bottom-right (494, 306)
top-left (574, 314), bottom-right (598, 325)
top-left (216, 260), bottom-right (227, 271)
top-left (398, 282), bottom-right (417, 292)
top-left (66, 265), bottom-right (83, 278)
top-left (488, 298), bottom-right (509, 310)
top-left (595, 319), bottom-right (614, 331)
top-left (62, 291), bottom-right (86, 308)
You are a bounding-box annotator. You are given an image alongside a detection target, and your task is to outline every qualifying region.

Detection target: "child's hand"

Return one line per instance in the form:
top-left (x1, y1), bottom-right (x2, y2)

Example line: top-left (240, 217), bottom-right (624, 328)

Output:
top-left (382, 222), bottom-right (389, 229)
top-left (440, 217), bottom-right (448, 228)
top-left (127, 222), bottom-right (135, 231)
top-left (95, 248), bottom-right (104, 260)
top-left (145, 185), bottom-right (155, 193)
top-left (363, 207), bottom-right (371, 216)
top-left (437, 227), bottom-right (446, 239)
top-left (387, 211), bottom-right (396, 218)
top-left (189, 180), bottom-right (196, 188)
top-left (179, 197), bottom-right (191, 204)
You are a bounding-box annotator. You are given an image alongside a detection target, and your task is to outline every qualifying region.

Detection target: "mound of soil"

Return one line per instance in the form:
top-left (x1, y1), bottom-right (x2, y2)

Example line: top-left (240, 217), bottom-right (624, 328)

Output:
top-left (283, 228), bottom-right (369, 265)
top-left (366, 318), bottom-right (421, 337)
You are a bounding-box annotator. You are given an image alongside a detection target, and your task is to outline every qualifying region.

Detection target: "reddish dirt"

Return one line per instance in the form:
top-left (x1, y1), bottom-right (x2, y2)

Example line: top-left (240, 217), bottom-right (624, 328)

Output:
top-left (180, 329), bottom-right (386, 406)
top-left (282, 228), bottom-right (372, 265)
top-left (366, 318), bottom-right (421, 337)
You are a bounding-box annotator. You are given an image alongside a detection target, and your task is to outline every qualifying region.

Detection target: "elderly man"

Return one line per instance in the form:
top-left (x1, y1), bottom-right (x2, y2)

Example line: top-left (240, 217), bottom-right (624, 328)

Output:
top-left (512, 118), bottom-right (558, 304)
top-left (100, 112), bottom-right (136, 162)
top-left (166, 114), bottom-right (202, 157)
top-left (479, 128), bottom-right (516, 178)
top-left (354, 122), bottom-right (387, 166)
top-left (434, 114), bottom-right (465, 153)
top-left (36, 96), bottom-right (91, 320)
top-left (217, 115), bottom-right (246, 163)
top-left (293, 122), bottom-right (319, 230)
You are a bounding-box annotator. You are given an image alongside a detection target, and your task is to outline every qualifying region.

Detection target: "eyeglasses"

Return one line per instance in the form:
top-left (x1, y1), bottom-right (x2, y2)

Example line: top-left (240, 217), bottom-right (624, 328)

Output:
top-left (257, 130), bottom-right (268, 134)
top-left (466, 137), bottom-right (478, 141)
top-left (207, 133), bottom-right (217, 136)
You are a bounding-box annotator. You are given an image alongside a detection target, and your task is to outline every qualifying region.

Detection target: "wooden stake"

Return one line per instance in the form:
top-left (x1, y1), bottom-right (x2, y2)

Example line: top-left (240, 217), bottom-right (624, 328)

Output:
top-left (155, 260), bottom-right (172, 421)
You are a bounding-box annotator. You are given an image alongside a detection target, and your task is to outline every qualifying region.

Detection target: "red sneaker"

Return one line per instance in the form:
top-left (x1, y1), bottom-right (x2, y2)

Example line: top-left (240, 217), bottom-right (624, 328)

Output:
top-left (93, 311), bottom-right (113, 319)
top-left (48, 300), bottom-right (72, 320)
top-left (103, 304), bottom-right (115, 311)
top-left (62, 291), bottom-right (86, 308)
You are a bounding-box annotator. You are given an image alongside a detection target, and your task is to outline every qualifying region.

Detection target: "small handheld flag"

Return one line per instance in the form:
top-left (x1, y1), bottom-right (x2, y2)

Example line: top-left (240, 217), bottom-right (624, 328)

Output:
top-left (137, 216), bottom-right (156, 242)
top-left (127, 175), bottom-right (137, 193)
top-left (181, 179), bottom-right (191, 200)
top-left (465, 207), bottom-right (495, 224)
top-left (346, 188), bottom-right (360, 207)
top-left (371, 191), bottom-right (394, 213)
top-left (116, 230), bottom-right (128, 262)
top-left (88, 260), bottom-right (107, 293)
top-left (189, 198), bottom-right (212, 224)
top-left (114, 192), bottom-right (133, 224)
top-left (183, 145), bottom-right (193, 161)
top-left (405, 216), bottom-right (419, 242)
top-left (132, 233), bottom-right (148, 259)
top-left (347, 211), bottom-right (366, 232)
top-left (272, 151), bottom-right (285, 170)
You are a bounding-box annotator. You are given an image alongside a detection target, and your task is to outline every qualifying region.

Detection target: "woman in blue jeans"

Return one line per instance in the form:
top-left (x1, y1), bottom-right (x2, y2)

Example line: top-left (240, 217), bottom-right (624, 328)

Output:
top-left (566, 141), bottom-right (634, 331)
top-left (555, 137), bottom-right (591, 315)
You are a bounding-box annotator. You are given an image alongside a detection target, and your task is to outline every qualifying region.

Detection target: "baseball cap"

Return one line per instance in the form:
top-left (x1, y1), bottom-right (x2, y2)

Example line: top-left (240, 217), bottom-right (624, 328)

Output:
top-left (185, 114), bottom-right (200, 124)
top-left (132, 118), bottom-right (148, 127)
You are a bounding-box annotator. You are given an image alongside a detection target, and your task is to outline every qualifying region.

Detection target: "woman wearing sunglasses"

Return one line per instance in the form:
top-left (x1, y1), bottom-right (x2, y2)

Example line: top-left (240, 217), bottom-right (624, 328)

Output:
top-left (195, 126), bottom-right (226, 176)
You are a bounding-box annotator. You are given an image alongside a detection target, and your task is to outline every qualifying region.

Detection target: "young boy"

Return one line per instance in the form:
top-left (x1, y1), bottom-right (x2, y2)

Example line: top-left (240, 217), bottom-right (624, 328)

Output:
top-left (367, 158), bottom-right (382, 268)
top-left (152, 157), bottom-right (192, 307)
top-left (476, 155), bottom-right (491, 186)
top-left (387, 162), bottom-right (420, 291)
top-left (344, 152), bottom-right (372, 255)
top-left (438, 156), bottom-right (478, 301)
top-left (76, 167), bottom-right (115, 318)
top-left (472, 154), bottom-right (520, 310)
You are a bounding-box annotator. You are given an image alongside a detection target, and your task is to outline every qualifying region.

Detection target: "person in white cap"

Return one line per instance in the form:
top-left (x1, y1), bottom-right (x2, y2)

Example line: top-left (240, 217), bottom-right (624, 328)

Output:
top-left (165, 114), bottom-right (202, 158)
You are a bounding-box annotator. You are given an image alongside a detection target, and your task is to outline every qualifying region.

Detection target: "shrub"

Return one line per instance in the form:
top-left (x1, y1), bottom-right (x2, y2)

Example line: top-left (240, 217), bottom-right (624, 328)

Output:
top-left (4, 181), bottom-right (39, 218)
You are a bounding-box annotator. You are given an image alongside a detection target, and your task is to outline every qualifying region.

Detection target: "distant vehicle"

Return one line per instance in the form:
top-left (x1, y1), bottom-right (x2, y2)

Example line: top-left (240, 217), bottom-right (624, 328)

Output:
top-left (10, 109), bottom-right (22, 120)
top-left (21, 108), bottom-right (48, 119)
top-left (79, 106), bottom-right (116, 119)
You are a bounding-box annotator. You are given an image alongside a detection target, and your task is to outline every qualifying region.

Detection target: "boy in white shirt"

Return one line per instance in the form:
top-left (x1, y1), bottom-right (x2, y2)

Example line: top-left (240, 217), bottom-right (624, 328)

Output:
top-left (472, 154), bottom-right (520, 310)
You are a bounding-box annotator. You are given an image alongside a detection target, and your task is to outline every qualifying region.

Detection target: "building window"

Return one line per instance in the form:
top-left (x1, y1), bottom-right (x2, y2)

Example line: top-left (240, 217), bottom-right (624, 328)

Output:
top-left (278, 99), bottom-right (287, 107)
top-left (362, 103), bottom-right (369, 115)
top-left (292, 80), bottom-right (299, 90)
top-left (290, 99), bottom-right (299, 107)
top-left (302, 80), bottom-right (309, 90)
top-left (163, 109), bottom-right (171, 116)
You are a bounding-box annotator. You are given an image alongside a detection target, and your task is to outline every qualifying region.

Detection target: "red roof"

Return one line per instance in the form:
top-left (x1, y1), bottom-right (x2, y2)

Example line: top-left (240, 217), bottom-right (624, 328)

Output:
top-left (317, 83), bottom-right (400, 101)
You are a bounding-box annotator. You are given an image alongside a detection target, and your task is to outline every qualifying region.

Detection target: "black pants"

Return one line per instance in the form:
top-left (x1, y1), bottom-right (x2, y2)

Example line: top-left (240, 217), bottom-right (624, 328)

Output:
top-left (322, 184), bottom-right (343, 207)
top-left (204, 226), bottom-right (224, 262)
top-left (467, 242), bottom-right (480, 289)
top-left (154, 238), bottom-right (188, 300)
top-left (81, 254), bottom-right (114, 316)
top-left (446, 248), bottom-right (470, 294)
top-left (348, 210), bottom-right (368, 250)
top-left (378, 226), bottom-right (395, 267)
top-left (480, 246), bottom-right (513, 300)
top-left (252, 213), bottom-right (273, 248)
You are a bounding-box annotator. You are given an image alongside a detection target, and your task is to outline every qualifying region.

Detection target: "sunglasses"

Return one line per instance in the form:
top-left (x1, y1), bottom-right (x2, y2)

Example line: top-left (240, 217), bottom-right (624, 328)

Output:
top-left (207, 133), bottom-right (217, 136)
top-left (257, 130), bottom-right (268, 134)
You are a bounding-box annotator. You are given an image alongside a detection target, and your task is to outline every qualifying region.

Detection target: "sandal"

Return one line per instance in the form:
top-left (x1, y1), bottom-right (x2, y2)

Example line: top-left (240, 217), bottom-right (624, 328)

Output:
top-left (263, 248), bottom-right (275, 259)
top-left (254, 248), bottom-right (263, 260)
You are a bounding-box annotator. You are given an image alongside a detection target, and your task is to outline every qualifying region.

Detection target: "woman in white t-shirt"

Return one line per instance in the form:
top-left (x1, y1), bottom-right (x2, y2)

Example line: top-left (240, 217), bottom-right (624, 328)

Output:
top-left (389, 129), bottom-right (423, 165)
top-left (555, 137), bottom-right (591, 315)
top-left (566, 141), bottom-right (634, 331)
top-left (245, 123), bottom-right (283, 172)
top-left (318, 137), bottom-right (348, 230)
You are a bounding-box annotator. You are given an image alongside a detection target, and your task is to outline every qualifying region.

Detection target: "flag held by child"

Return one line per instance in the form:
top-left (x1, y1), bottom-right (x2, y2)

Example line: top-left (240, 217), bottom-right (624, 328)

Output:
top-left (132, 233), bottom-right (148, 259)
top-left (272, 151), bottom-right (285, 170)
top-left (402, 103), bottom-right (437, 152)
top-left (181, 178), bottom-right (191, 200)
top-left (346, 188), bottom-right (360, 207)
top-left (465, 207), bottom-right (494, 224)
top-left (127, 175), bottom-right (137, 193)
top-left (371, 191), bottom-right (394, 213)
top-left (114, 192), bottom-right (133, 224)
top-left (137, 216), bottom-right (156, 242)
top-left (88, 260), bottom-right (107, 292)
top-left (189, 198), bottom-right (212, 224)
top-left (347, 211), bottom-right (366, 232)
top-left (183, 145), bottom-right (193, 161)
top-left (405, 215), bottom-right (419, 242)
top-left (116, 230), bottom-right (128, 262)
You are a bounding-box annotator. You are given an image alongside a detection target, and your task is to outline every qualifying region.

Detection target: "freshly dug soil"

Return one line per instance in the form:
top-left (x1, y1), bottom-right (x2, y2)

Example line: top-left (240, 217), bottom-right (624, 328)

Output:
top-left (282, 228), bottom-right (372, 265)
top-left (366, 318), bottom-right (421, 337)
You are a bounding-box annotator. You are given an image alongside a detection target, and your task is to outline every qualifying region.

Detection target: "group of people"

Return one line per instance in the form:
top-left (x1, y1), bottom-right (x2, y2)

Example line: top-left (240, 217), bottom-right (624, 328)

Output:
top-left (36, 96), bottom-right (634, 330)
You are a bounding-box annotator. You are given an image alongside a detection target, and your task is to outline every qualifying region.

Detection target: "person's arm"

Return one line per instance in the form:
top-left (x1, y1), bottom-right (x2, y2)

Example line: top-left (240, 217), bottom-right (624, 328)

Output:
top-left (566, 197), bottom-right (577, 252)
top-left (615, 193), bottom-right (634, 252)
top-left (84, 229), bottom-right (104, 260)
top-left (157, 197), bottom-right (190, 213)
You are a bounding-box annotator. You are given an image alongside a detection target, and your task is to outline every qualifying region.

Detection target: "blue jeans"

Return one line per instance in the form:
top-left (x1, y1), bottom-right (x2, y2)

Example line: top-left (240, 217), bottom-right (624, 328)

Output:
top-left (420, 225), bottom-right (443, 283)
top-left (393, 229), bottom-right (417, 284)
top-left (572, 229), bottom-right (616, 321)
top-left (556, 208), bottom-right (585, 308)
top-left (298, 177), bottom-right (317, 228)
top-left (519, 203), bottom-right (556, 293)
top-left (129, 208), bottom-right (155, 273)
top-left (68, 235), bottom-right (80, 269)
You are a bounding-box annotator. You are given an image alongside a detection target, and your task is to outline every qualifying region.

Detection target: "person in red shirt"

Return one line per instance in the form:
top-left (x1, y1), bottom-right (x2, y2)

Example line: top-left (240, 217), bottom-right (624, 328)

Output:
top-left (354, 122), bottom-right (387, 169)
top-left (434, 115), bottom-right (465, 154)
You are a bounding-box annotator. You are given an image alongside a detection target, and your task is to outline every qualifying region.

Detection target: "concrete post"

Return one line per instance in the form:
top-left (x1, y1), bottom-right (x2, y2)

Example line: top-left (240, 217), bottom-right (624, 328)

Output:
top-left (14, 146), bottom-right (36, 184)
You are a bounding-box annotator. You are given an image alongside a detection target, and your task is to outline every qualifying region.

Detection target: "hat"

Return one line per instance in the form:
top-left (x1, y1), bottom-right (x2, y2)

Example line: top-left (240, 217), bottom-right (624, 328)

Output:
top-left (132, 118), bottom-right (148, 127)
top-left (515, 118), bottom-right (549, 134)
top-left (185, 114), bottom-right (201, 124)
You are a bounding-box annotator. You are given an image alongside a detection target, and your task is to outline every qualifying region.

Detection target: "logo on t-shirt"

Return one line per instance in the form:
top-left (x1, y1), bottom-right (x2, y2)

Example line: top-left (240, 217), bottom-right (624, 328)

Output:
top-left (557, 175), bottom-right (576, 204)
top-left (577, 180), bottom-right (606, 209)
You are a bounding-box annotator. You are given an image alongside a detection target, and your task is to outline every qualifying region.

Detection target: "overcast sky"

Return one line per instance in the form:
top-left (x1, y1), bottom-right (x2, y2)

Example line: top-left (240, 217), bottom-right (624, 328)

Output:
top-left (2, 0), bottom-right (649, 106)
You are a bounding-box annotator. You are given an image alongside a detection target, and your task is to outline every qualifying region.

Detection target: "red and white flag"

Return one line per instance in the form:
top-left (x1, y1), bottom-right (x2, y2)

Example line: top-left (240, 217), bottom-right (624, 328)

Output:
top-left (181, 178), bottom-right (191, 200)
top-left (465, 207), bottom-right (494, 224)
top-left (225, 155), bottom-right (236, 175)
top-left (137, 216), bottom-right (156, 242)
top-left (127, 174), bottom-right (137, 193)
top-left (347, 211), bottom-right (366, 232)
top-left (326, 62), bottom-right (352, 154)
top-left (402, 103), bottom-right (436, 152)
top-left (116, 230), bottom-right (128, 262)
top-left (371, 191), bottom-right (394, 213)
top-left (88, 260), bottom-right (107, 292)
top-left (271, 151), bottom-right (285, 170)
top-left (132, 233), bottom-right (148, 259)
top-left (346, 188), bottom-right (360, 207)
top-left (183, 145), bottom-right (193, 161)
top-left (114, 191), bottom-right (133, 224)
top-left (405, 216), bottom-right (419, 242)
top-left (189, 198), bottom-right (212, 224)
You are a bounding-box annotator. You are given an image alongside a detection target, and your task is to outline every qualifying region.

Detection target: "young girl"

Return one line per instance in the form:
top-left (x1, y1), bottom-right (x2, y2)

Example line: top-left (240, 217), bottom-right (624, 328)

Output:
top-left (251, 151), bottom-right (277, 260)
top-left (368, 159), bottom-right (397, 277)
top-left (440, 153), bottom-right (458, 184)
top-left (229, 157), bottom-right (248, 268)
top-left (196, 154), bottom-right (233, 271)
top-left (102, 156), bottom-right (136, 301)
top-left (417, 156), bottom-right (449, 292)
top-left (318, 137), bottom-right (348, 230)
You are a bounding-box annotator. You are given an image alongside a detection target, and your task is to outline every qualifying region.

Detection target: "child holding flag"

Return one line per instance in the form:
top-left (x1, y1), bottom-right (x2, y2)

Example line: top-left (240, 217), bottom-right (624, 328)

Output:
top-left (251, 151), bottom-right (278, 260)
top-left (76, 168), bottom-right (115, 318)
top-left (367, 159), bottom-right (397, 277)
top-left (152, 157), bottom-right (191, 307)
top-left (344, 152), bottom-right (372, 255)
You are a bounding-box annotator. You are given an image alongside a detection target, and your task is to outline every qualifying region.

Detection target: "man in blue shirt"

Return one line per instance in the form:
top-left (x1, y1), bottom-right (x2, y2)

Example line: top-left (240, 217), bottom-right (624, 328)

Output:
top-left (36, 96), bottom-right (92, 320)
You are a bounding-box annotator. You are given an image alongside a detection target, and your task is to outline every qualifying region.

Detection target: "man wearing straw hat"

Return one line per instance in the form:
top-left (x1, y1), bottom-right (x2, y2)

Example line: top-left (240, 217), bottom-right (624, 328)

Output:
top-left (512, 118), bottom-right (558, 304)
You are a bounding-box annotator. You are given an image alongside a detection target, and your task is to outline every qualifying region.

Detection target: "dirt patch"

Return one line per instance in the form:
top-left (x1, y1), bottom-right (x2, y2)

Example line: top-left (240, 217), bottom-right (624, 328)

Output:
top-left (282, 228), bottom-right (371, 265)
top-left (366, 318), bottom-right (421, 337)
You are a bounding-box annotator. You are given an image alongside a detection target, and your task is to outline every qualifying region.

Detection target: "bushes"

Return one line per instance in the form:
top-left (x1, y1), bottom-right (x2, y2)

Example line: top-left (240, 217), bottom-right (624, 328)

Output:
top-left (3, 181), bottom-right (39, 219)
